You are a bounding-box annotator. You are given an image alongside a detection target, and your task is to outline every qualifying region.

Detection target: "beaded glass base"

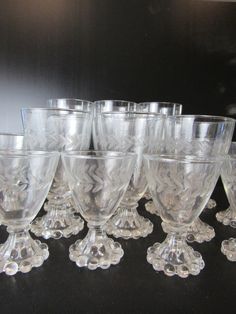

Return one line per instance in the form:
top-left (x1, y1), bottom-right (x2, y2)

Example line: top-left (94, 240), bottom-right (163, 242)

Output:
top-left (69, 228), bottom-right (124, 270)
top-left (216, 207), bottom-right (236, 228)
top-left (145, 200), bottom-right (159, 215)
top-left (105, 207), bottom-right (153, 239)
top-left (0, 229), bottom-right (49, 276)
top-left (221, 238), bottom-right (236, 261)
top-left (31, 205), bottom-right (84, 239)
top-left (147, 233), bottom-right (205, 278)
top-left (186, 218), bottom-right (215, 243)
top-left (206, 198), bottom-right (217, 209)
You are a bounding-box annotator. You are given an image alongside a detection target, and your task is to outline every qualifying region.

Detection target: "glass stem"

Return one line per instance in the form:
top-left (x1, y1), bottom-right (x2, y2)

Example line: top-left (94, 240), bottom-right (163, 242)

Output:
top-left (87, 225), bottom-right (106, 242)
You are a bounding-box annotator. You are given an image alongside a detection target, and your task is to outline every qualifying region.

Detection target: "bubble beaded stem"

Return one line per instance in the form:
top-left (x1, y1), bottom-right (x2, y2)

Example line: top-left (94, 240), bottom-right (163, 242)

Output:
top-left (162, 115), bottom-right (235, 244)
top-left (96, 112), bottom-right (164, 239)
top-left (21, 108), bottom-right (92, 239)
top-left (0, 151), bottom-right (59, 275)
top-left (62, 151), bottom-right (135, 270)
top-left (144, 154), bottom-right (222, 277)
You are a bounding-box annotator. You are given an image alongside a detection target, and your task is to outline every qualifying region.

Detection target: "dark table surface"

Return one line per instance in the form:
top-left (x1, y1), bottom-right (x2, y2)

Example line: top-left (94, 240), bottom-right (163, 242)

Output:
top-left (0, 183), bottom-right (235, 314)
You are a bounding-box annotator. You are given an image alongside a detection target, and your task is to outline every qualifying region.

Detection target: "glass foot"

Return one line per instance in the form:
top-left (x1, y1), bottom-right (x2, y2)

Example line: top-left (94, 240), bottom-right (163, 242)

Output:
top-left (145, 200), bottom-right (159, 215)
top-left (69, 228), bottom-right (124, 270)
top-left (216, 207), bottom-right (236, 228)
top-left (0, 228), bottom-right (49, 275)
top-left (31, 207), bottom-right (84, 239)
top-left (221, 238), bottom-right (236, 261)
top-left (147, 233), bottom-right (205, 278)
top-left (206, 198), bottom-right (217, 209)
top-left (105, 207), bottom-right (153, 239)
top-left (186, 218), bottom-right (215, 243)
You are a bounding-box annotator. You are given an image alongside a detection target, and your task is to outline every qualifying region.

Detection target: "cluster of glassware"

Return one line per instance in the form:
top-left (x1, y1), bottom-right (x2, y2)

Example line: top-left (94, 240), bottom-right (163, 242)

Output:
top-left (0, 99), bottom-right (235, 277)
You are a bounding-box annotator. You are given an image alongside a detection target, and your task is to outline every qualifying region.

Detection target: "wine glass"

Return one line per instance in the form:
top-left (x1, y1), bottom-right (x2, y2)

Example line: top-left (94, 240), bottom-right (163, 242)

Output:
top-left (21, 108), bottom-right (92, 239)
top-left (216, 142), bottom-right (236, 228)
top-left (0, 151), bottom-right (59, 275)
top-left (62, 151), bottom-right (135, 269)
top-left (144, 154), bottom-right (222, 277)
top-left (136, 102), bottom-right (183, 214)
top-left (96, 112), bottom-right (164, 239)
top-left (163, 115), bottom-right (235, 243)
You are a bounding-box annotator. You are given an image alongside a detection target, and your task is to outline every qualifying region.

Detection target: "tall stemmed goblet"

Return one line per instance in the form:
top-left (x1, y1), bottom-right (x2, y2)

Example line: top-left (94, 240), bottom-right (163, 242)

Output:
top-left (217, 143), bottom-right (236, 228)
top-left (62, 151), bottom-right (135, 269)
top-left (144, 154), bottom-right (222, 277)
top-left (164, 115), bottom-right (235, 243)
top-left (136, 102), bottom-right (183, 214)
top-left (47, 98), bottom-right (94, 213)
top-left (97, 112), bottom-right (164, 239)
top-left (21, 108), bottom-right (92, 239)
top-left (0, 133), bottom-right (24, 150)
top-left (0, 151), bottom-right (59, 275)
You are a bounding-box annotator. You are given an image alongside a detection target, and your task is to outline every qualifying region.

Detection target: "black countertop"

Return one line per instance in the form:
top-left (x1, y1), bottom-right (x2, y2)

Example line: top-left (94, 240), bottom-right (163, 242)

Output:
top-left (0, 183), bottom-right (235, 314)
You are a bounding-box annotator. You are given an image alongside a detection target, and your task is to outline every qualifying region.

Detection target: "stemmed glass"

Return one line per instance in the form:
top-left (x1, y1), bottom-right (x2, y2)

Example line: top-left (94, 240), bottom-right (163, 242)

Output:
top-left (136, 102), bottom-right (183, 214)
top-left (97, 112), bottom-right (164, 239)
top-left (62, 151), bottom-right (135, 269)
top-left (216, 142), bottom-right (236, 228)
top-left (0, 151), bottom-right (59, 275)
top-left (21, 108), bottom-right (92, 239)
top-left (144, 154), bottom-right (222, 277)
top-left (163, 115), bottom-right (235, 243)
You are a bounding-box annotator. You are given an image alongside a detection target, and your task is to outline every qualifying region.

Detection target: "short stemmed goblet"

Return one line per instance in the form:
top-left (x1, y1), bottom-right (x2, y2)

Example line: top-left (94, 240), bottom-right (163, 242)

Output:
top-left (216, 142), bottom-right (236, 228)
top-left (97, 112), bottom-right (164, 239)
top-left (136, 102), bottom-right (183, 215)
top-left (21, 108), bottom-right (92, 239)
top-left (163, 115), bottom-right (235, 243)
top-left (0, 151), bottom-right (59, 275)
top-left (144, 154), bottom-right (222, 277)
top-left (62, 151), bottom-right (135, 269)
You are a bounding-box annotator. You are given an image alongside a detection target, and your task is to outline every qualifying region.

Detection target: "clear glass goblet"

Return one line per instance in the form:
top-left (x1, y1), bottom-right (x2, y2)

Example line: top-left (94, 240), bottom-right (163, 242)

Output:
top-left (97, 112), bottom-right (164, 239)
top-left (217, 142), bottom-right (236, 228)
top-left (21, 108), bottom-right (92, 239)
top-left (144, 154), bottom-right (222, 277)
top-left (47, 98), bottom-right (94, 213)
top-left (136, 102), bottom-right (183, 215)
top-left (0, 151), bottom-right (59, 275)
top-left (163, 115), bottom-right (235, 243)
top-left (62, 151), bottom-right (135, 270)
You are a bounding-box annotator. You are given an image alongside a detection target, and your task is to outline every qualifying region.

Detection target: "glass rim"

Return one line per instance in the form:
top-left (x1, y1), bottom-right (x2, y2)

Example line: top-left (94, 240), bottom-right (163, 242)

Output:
top-left (93, 99), bottom-right (137, 105)
top-left (62, 150), bottom-right (136, 160)
top-left (101, 111), bottom-right (164, 118)
top-left (166, 114), bottom-right (235, 124)
top-left (21, 107), bottom-right (91, 115)
top-left (138, 101), bottom-right (183, 108)
top-left (0, 133), bottom-right (24, 137)
top-left (47, 98), bottom-right (93, 105)
top-left (0, 150), bottom-right (59, 158)
top-left (144, 153), bottom-right (224, 164)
